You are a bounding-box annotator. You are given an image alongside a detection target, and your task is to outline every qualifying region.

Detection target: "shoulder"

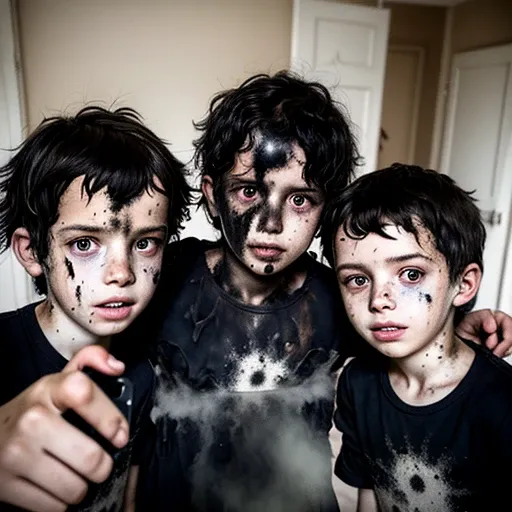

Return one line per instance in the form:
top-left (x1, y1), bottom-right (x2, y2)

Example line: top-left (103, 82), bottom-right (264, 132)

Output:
top-left (339, 357), bottom-right (382, 388)
top-left (0, 302), bottom-right (39, 346)
top-left (471, 343), bottom-right (512, 395)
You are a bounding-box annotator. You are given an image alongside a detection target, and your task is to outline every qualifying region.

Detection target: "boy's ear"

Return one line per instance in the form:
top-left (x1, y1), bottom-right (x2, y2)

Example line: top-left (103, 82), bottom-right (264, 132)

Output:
top-left (11, 227), bottom-right (43, 278)
top-left (452, 263), bottom-right (482, 308)
top-left (201, 175), bottom-right (219, 218)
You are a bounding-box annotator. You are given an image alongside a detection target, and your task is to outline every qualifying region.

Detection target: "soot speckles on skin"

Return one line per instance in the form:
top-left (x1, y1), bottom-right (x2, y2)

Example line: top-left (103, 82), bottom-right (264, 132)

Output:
top-left (256, 202), bottom-right (283, 234)
top-left (75, 285), bottom-right (81, 305)
top-left (110, 216), bottom-right (122, 230)
top-left (64, 258), bottom-right (75, 280)
top-left (419, 291), bottom-right (433, 304)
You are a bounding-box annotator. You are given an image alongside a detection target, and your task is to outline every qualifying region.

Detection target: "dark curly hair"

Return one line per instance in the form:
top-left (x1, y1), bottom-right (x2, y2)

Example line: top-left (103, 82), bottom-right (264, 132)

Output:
top-left (320, 163), bottom-right (486, 316)
top-left (193, 70), bottom-right (361, 223)
top-left (0, 106), bottom-right (192, 295)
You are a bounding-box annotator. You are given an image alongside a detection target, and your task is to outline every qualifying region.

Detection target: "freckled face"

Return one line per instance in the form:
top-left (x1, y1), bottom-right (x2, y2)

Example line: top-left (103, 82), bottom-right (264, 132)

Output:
top-left (45, 177), bottom-right (168, 337)
top-left (215, 145), bottom-right (324, 276)
top-left (334, 224), bottom-right (459, 359)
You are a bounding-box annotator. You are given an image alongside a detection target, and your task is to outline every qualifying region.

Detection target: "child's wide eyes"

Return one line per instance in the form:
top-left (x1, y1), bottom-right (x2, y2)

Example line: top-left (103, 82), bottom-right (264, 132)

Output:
top-left (400, 268), bottom-right (424, 283)
top-left (135, 238), bottom-right (163, 256)
top-left (69, 237), bottom-right (98, 256)
top-left (235, 185), bottom-right (259, 203)
top-left (344, 275), bottom-right (369, 289)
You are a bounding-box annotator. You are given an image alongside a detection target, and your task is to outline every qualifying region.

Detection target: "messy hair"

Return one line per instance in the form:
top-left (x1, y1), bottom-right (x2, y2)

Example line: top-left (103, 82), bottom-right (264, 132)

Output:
top-left (320, 164), bottom-right (486, 314)
top-left (193, 70), bottom-right (360, 223)
top-left (0, 106), bottom-right (191, 294)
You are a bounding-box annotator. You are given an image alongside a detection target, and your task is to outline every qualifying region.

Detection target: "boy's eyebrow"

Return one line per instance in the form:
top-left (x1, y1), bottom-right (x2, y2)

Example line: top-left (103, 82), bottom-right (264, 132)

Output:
top-left (385, 253), bottom-right (434, 264)
top-left (336, 253), bottom-right (434, 273)
top-left (56, 224), bottom-right (168, 236)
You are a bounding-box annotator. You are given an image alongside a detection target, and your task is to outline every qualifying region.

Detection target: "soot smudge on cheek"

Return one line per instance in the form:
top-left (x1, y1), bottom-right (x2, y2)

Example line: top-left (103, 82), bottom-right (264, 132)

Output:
top-left (418, 291), bottom-right (433, 304)
top-left (216, 187), bottom-right (261, 258)
top-left (65, 258), bottom-right (75, 280)
top-left (75, 285), bottom-right (81, 305)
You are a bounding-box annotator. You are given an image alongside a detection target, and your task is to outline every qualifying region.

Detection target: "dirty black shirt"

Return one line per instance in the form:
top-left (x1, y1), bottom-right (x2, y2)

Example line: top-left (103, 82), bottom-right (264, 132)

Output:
top-left (135, 238), bottom-right (356, 512)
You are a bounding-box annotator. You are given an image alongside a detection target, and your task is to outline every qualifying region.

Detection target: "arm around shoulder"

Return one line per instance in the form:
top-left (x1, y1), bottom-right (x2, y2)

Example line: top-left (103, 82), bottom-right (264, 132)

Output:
top-left (357, 488), bottom-right (378, 512)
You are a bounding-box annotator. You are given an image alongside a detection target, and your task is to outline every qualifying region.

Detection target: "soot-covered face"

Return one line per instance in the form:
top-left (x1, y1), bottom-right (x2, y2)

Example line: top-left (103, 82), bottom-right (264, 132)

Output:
top-left (42, 176), bottom-right (169, 340)
top-left (206, 136), bottom-right (324, 276)
top-left (334, 223), bottom-right (470, 360)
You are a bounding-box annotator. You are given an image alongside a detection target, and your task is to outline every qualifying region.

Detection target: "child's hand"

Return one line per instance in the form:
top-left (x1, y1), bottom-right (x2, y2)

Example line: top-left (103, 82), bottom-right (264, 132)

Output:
top-left (456, 309), bottom-right (512, 357)
top-left (0, 346), bottom-right (129, 512)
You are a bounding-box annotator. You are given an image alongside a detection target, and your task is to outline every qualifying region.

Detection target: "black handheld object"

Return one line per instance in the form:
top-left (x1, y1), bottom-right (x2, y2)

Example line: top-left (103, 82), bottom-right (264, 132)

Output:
top-left (62, 367), bottom-right (133, 456)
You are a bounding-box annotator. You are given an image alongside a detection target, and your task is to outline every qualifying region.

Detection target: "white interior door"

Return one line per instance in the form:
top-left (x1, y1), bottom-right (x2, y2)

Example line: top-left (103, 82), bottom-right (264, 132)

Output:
top-left (440, 43), bottom-right (512, 313)
top-left (0, 0), bottom-right (37, 312)
top-left (291, 0), bottom-right (390, 176)
top-left (291, 0), bottom-right (390, 260)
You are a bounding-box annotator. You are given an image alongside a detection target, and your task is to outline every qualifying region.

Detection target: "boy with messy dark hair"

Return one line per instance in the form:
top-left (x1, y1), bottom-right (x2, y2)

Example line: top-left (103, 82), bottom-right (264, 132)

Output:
top-left (0, 106), bottom-right (190, 512)
top-left (322, 163), bottom-right (512, 511)
top-left (135, 73), bottom-right (512, 512)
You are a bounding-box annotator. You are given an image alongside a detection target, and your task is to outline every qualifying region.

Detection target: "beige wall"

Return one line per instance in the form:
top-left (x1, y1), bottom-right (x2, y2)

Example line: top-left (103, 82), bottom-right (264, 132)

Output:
top-left (451, 0), bottom-right (512, 54)
top-left (17, 0), bottom-right (292, 155)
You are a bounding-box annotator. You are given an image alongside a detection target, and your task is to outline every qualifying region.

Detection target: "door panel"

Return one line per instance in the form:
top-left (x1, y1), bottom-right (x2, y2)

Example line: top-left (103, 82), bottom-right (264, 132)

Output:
top-left (291, 0), bottom-right (390, 177)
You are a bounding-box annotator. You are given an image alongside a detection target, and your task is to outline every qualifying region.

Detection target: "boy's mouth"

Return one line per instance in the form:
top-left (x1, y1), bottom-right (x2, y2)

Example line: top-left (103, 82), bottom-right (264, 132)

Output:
top-left (94, 298), bottom-right (135, 321)
top-left (247, 243), bottom-right (285, 261)
top-left (370, 323), bottom-right (407, 342)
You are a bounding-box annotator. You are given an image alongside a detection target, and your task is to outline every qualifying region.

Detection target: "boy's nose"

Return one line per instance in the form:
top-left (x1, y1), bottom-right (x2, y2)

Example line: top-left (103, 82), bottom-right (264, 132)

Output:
top-left (369, 285), bottom-right (396, 312)
top-left (256, 205), bottom-right (283, 234)
top-left (104, 256), bottom-right (135, 287)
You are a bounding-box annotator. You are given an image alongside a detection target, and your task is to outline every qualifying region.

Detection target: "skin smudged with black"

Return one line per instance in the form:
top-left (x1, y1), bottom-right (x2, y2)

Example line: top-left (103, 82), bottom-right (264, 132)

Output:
top-left (65, 257), bottom-right (75, 280)
top-left (215, 133), bottom-right (299, 273)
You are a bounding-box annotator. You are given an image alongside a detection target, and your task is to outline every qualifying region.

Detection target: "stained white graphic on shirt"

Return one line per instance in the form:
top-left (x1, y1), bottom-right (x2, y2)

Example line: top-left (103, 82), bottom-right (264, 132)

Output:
top-left (372, 439), bottom-right (467, 512)
top-left (230, 351), bottom-right (289, 392)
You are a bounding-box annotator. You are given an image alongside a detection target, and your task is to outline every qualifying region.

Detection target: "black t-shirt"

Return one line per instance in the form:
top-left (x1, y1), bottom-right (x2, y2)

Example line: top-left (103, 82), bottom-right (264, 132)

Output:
top-left (134, 238), bottom-right (357, 512)
top-left (0, 302), bottom-right (155, 512)
top-left (334, 343), bottom-right (512, 512)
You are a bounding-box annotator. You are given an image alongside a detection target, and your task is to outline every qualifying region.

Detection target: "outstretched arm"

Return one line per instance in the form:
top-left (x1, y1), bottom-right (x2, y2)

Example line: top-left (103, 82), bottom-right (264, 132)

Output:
top-left (457, 309), bottom-right (512, 357)
top-left (0, 346), bottom-right (129, 512)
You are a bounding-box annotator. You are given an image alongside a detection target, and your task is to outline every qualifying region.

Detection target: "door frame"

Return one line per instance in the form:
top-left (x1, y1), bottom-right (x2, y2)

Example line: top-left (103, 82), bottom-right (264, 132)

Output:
top-left (0, 0), bottom-right (36, 310)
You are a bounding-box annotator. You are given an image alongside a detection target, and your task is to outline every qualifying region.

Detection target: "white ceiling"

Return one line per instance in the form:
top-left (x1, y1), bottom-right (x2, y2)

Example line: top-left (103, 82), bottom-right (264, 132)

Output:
top-left (385, 0), bottom-right (468, 6)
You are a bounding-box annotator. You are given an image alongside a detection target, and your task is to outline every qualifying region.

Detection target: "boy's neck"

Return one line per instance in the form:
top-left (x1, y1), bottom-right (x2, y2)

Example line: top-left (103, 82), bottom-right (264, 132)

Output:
top-left (36, 300), bottom-right (111, 361)
top-left (388, 328), bottom-right (475, 407)
top-left (206, 246), bottom-right (307, 306)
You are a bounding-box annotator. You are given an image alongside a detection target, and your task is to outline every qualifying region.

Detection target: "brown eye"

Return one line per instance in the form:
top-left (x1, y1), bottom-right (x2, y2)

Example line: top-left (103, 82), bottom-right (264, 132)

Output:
top-left (354, 276), bottom-right (366, 286)
top-left (243, 186), bottom-right (257, 198)
top-left (136, 239), bottom-right (149, 250)
top-left (292, 195), bottom-right (306, 206)
top-left (406, 269), bottom-right (422, 282)
top-left (76, 239), bottom-right (91, 251)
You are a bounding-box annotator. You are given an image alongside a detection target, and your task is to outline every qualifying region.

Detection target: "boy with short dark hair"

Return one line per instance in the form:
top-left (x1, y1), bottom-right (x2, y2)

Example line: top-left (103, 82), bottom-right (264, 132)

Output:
top-left (0, 106), bottom-right (191, 512)
top-left (135, 73), bottom-right (512, 512)
top-left (322, 163), bottom-right (512, 511)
